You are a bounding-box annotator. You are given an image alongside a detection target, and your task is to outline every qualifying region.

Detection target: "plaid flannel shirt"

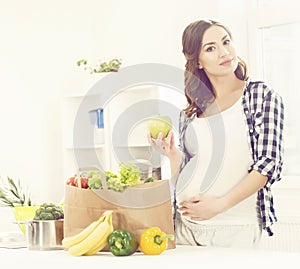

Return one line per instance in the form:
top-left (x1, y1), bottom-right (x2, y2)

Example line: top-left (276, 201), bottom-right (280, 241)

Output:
top-left (177, 79), bottom-right (284, 236)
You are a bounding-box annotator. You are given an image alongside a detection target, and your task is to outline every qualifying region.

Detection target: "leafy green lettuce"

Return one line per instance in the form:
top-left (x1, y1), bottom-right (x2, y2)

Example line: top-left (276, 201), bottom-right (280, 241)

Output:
top-left (119, 162), bottom-right (141, 186)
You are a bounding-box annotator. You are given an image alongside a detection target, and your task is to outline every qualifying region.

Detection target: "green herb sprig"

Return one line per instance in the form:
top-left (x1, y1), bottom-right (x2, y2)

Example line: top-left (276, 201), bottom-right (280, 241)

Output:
top-left (0, 177), bottom-right (32, 207)
top-left (77, 58), bottom-right (122, 74)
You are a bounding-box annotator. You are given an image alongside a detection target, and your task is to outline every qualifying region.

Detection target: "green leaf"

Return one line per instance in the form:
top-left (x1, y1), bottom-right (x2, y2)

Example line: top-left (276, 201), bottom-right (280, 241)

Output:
top-left (0, 176), bottom-right (33, 207)
top-left (76, 58), bottom-right (122, 73)
top-left (119, 162), bottom-right (141, 187)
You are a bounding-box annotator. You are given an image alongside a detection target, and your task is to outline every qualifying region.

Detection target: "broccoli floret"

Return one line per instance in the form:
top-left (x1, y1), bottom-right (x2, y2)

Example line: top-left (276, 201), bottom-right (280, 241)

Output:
top-left (33, 203), bottom-right (64, 220)
top-left (39, 212), bottom-right (53, 220)
top-left (87, 171), bottom-right (103, 189)
top-left (106, 177), bottom-right (125, 191)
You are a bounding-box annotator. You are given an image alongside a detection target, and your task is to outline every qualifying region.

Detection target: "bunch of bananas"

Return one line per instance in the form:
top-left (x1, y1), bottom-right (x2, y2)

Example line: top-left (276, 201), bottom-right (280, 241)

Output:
top-left (62, 210), bottom-right (114, 256)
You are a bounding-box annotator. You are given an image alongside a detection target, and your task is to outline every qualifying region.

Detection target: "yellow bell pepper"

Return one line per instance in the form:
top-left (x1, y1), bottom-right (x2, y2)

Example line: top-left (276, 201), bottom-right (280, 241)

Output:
top-left (139, 227), bottom-right (174, 255)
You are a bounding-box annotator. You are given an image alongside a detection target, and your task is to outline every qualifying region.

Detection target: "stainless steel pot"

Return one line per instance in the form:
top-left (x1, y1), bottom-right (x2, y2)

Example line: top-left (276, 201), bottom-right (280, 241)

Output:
top-left (26, 219), bottom-right (64, 250)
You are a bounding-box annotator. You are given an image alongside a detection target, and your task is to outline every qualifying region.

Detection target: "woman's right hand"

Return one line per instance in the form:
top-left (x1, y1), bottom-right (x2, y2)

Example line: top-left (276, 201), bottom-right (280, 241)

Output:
top-left (147, 130), bottom-right (176, 158)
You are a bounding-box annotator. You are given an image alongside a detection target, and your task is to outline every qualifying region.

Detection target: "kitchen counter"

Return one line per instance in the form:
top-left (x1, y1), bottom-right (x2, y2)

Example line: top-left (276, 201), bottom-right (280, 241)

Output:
top-left (1, 245), bottom-right (299, 269)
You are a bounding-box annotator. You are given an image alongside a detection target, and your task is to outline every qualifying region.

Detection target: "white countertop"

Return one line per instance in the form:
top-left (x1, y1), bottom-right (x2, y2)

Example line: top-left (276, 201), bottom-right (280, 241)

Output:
top-left (1, 245), bottom-right (299, 269)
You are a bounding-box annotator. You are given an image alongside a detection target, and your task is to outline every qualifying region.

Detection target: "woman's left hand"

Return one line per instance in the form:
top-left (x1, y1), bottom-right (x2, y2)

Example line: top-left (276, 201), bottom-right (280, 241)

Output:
top-left (178, 194), bottom-right (226, 221)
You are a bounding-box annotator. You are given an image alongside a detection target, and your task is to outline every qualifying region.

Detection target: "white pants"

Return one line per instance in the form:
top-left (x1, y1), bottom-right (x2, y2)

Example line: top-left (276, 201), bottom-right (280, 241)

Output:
top-left (175, 213), bottom-right (262, 249)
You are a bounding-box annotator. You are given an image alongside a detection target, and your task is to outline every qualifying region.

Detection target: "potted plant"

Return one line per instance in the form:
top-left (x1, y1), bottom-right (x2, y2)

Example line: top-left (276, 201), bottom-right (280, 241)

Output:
top-left (77, 58), bottom-right (122, 74)
top-left (0, 176), bottom-right (38, 233)
top-left (75, 57), bottom-right (122, 93)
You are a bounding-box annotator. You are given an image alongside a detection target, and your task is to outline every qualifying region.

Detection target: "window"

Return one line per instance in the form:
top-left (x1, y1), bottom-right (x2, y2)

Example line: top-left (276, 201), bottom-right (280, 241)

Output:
top-left (248, 1), bottom-right (300, 184)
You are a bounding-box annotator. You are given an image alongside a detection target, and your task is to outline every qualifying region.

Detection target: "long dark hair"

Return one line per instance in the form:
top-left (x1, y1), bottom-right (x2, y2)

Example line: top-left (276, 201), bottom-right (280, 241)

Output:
top-left (182, 19), bottom-right (248, 117)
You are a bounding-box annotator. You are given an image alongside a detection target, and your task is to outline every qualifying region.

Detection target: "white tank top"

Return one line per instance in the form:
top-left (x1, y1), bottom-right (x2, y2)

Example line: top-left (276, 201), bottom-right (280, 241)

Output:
top-left (176, 96), bottom-right (258, 225)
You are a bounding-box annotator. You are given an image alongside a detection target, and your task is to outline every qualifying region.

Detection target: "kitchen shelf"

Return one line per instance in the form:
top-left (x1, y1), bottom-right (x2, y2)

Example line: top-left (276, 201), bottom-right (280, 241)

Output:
top-left (62, 80), bottom-right (161, 179)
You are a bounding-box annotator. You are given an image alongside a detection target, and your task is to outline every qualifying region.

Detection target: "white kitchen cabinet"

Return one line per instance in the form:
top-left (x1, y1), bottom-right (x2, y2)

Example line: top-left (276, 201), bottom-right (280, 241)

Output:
top-left (61, 74), bottom-right (162, 180)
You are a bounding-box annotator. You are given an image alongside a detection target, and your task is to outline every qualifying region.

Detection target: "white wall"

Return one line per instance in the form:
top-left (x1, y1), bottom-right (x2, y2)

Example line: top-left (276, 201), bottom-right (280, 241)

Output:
top-left (0, 0), bottom-right (248, 204)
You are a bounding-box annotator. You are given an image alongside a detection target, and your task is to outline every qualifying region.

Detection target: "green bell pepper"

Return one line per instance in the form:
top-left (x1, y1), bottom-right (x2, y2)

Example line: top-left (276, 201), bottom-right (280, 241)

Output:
top-left (108, 229), bottom-right (138, 256)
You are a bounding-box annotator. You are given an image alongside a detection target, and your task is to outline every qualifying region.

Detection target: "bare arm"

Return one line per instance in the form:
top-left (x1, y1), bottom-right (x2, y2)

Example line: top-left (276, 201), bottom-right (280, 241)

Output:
top-left (179, 169), bottom-right (268, 220)
top-left (220, 169), bottom-right (267, 211)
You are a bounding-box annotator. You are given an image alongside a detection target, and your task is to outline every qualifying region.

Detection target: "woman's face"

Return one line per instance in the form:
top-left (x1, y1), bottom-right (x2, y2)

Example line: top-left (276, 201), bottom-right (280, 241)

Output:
top-left (198, 25), bottom-right (238, 78)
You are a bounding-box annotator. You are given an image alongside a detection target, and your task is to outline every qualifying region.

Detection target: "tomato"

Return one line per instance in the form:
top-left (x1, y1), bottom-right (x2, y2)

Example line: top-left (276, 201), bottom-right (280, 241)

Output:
top-left (66, 176), bottom-right (76, 186)
top-left (75, 177), bottom-right (89, 189)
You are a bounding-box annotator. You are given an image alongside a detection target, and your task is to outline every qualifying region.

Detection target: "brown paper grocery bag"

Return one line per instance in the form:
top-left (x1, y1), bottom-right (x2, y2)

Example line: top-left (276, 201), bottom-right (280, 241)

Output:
top-left (63, 180), bottom-right (175, 249)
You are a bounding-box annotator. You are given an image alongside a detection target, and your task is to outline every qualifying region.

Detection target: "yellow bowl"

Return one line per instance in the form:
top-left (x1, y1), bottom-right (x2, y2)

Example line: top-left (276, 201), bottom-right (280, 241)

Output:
top-left (13, 205), bottom-right (40, 234)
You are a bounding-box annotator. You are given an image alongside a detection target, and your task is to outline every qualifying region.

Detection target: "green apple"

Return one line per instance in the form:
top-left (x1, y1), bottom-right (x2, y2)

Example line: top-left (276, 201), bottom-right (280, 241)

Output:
top-left (148, 115), bottom-right (172, 139)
